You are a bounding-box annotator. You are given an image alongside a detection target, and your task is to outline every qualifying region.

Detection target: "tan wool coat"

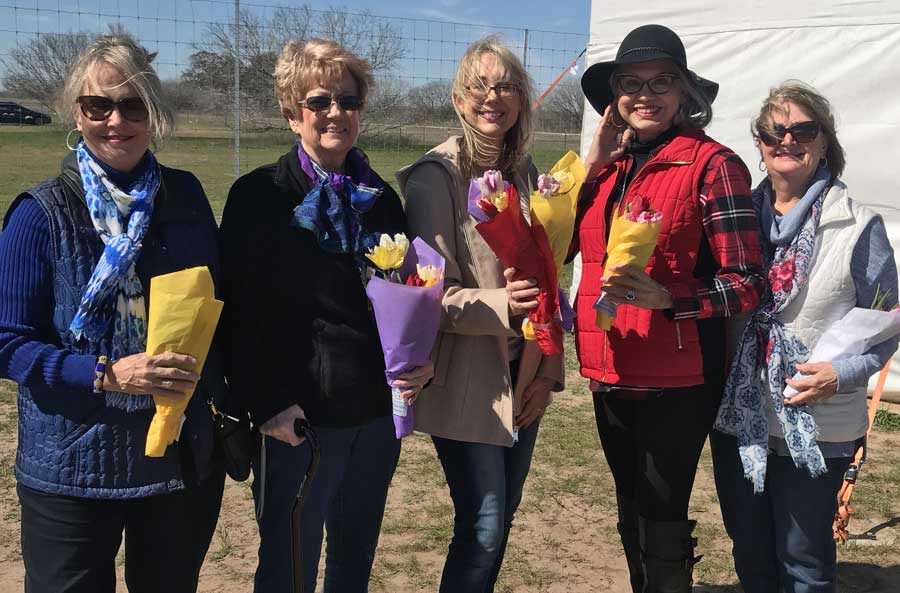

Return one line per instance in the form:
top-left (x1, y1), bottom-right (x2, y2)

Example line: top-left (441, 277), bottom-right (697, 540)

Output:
top-left (397, 136), bottom-right (564, 446)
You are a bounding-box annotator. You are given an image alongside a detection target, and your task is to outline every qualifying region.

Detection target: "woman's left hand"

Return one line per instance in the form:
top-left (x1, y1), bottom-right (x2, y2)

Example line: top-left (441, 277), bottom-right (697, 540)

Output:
top-left (516, 377), bottom-right (554, 429)
top-left (601, 264), bottom-right (673, 310)
top-left (784, 362), bottom-right (838, 405)
top-left (393, 362), bottom-right (435, 405)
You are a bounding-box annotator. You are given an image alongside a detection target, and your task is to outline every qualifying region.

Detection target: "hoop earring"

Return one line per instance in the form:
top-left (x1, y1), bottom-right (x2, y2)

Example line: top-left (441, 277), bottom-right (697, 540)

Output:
top-left (610, 108), bottom-right (627, 129)
top-left (65, 128), bottom-right (81, 151)
top-left (758, 159), bottom-right (767, 173)
top-left (819, 156), bottom-right (828, 169)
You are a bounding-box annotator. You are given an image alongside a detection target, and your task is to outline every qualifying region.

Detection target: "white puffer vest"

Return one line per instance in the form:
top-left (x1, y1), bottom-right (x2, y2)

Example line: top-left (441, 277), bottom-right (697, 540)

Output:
top-left (767, 180), bottom-right (879, 443)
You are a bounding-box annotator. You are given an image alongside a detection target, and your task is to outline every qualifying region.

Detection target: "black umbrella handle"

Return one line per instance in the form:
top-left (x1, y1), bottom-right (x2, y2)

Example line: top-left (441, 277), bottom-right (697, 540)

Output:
top-left (290, 418), bottom-right (321, 593)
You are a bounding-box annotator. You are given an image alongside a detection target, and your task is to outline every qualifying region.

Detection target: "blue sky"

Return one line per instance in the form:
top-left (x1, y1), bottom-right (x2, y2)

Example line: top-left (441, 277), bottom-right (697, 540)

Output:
top-left (333, 0), bottom-right (591, 33)
top-left (0, 0), bottom-right (591, 87)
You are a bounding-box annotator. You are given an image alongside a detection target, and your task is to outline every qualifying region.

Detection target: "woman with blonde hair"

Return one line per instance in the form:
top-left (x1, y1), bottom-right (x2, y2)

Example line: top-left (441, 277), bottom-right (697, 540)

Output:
top-left (219, 38), bottom-right (432, 592)
top-left (0, 34), bottom-right (225, 592)
top-left (398, 36), bottom-right (563, 593)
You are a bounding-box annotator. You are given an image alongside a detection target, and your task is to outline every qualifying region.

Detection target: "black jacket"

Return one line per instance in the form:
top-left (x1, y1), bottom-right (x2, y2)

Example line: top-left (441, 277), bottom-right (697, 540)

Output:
top-left (219, 146), bottom-right (405, 427)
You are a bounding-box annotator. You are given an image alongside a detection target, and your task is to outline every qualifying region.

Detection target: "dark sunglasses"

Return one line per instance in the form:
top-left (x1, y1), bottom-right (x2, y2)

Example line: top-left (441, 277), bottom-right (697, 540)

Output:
top-left (614, 73), bottom-right (678, 96)
top-left (77, 95), bottom-right (149, 122)
top-left (298, 95), bottom-right (365, 112)
top-left (757, 121), bottom-right (820, 146)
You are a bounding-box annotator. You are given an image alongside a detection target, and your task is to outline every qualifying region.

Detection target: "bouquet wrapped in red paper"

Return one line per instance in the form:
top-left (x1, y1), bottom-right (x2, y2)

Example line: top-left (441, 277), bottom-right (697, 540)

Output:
top-left (467, 171), bottom-right (561, 355)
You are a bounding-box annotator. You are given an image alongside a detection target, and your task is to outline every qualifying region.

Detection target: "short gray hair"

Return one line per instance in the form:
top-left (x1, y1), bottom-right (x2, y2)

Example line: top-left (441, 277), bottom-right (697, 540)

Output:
top-left (59, 34), bottom-right (173, 148)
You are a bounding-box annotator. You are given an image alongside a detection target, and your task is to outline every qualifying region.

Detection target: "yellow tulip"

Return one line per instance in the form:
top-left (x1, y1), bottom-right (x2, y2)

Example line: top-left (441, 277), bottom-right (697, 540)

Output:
top-left (366, 233), bottom-right (409, 270)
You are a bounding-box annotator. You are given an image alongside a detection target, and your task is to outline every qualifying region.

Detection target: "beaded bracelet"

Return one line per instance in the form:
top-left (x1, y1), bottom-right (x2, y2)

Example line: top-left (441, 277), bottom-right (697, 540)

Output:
top-left (92, 355), bottom-right (109, 394)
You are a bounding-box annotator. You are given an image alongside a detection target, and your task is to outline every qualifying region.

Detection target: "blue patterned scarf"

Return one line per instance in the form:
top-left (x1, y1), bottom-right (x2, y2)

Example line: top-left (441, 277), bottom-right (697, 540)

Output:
top-left (715, 177), bottom-right (831, 493)
top-left (70, 141), bottom-right (159, 411)
top-left (291, 142), bottom-right (382, 257)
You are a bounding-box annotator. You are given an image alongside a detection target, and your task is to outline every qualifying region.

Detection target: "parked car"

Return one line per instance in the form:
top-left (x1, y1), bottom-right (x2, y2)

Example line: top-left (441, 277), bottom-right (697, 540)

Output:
top-left (0, 102), bottom-right (52, 125)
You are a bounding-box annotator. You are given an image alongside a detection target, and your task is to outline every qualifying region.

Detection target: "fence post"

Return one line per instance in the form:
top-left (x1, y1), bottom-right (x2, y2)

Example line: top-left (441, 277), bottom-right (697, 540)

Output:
top-left (233, 0), bottom-right (241, 179)
top-left (523, 28), bottom-right (529, 68)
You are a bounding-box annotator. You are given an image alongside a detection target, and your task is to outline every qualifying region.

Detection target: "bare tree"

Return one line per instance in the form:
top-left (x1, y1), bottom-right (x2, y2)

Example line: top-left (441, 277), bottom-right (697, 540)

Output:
top-left (188, 5), bottom-right (405, 125)
top-left (364, 76), bottom-right (410, 127)
top-left (537, 77), bottom-right (584, 132)
top-left (407, 80), bottom-right (455, 124)
top-left (2, 31), bottom-right (93, 111)
top-left (2, 23), bottom-right (140, 113)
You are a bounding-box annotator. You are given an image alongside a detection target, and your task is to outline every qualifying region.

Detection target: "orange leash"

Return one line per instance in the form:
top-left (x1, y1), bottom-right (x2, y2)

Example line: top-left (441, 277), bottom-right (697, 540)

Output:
top-left (532, 48), bottom-right (586, 109)
top-left (833, 360), bottom-right (892, 542)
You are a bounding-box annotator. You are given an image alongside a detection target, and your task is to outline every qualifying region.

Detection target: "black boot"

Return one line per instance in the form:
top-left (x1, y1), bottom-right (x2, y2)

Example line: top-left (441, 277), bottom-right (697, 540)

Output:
top-left (616, 496), bottom-right (643, 593)
top-left (638, 517), bottom-right (701, 593)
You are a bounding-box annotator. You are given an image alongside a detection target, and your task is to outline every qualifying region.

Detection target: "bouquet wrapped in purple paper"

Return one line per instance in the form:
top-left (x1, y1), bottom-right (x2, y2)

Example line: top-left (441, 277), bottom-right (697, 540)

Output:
top-left (365, 235), bottom-right (445, 438)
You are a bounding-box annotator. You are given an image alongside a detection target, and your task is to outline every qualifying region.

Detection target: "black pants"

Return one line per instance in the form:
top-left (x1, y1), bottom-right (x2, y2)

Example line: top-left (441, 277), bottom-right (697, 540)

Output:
top-left (18, 469), bottom-right (225, 593)
top-left (593, 382), bottom-right (722, 521)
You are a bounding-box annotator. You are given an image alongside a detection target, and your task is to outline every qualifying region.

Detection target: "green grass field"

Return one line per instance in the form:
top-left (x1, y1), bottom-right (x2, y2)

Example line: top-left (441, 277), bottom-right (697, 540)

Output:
top-left (0, 124), bottom-right (578, 220)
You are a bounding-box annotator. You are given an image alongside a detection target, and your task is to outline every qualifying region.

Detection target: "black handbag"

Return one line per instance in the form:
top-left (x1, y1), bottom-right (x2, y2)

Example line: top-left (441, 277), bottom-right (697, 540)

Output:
top-left (210, 400), bottom-right (257, 482)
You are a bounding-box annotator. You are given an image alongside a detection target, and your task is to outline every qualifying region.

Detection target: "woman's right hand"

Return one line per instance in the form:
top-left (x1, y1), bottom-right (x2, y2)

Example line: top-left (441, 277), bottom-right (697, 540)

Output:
top-left (584, 105), bottom-right (634, 179)
top-left (504, 267), bottom-right (539, 316)
top-left (103, 352), bottom-right (199, 399)
top-left (259, 404), bottom-right (308, 446)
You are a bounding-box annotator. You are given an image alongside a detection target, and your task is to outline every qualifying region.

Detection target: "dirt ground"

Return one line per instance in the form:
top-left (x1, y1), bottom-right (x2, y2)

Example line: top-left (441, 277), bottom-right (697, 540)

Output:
top-left (1, 368), bottom-right (899, 592)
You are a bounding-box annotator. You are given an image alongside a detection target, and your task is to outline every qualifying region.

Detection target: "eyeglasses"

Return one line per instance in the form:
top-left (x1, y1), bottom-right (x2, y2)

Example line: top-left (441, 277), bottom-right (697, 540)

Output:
top-left (77, 95), bottom-right (149, 122)
top-left (613, 73), bottom-right (678, 96)
top-left (466, 82), bottom-right (520, 101)
top-left (298, 95), bottom-right (365, 112)
top-left (757, 121), bottom-right (820, 146)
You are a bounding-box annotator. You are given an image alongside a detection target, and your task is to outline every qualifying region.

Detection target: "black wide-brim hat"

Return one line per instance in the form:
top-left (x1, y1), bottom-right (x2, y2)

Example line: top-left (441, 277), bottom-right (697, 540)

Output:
top-left (581, 24), bottom-right (719, 115)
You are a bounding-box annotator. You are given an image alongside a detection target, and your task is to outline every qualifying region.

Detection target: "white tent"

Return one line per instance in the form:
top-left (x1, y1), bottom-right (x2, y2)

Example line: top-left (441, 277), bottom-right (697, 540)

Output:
top-left (574, 1), bottom-right (900, 397)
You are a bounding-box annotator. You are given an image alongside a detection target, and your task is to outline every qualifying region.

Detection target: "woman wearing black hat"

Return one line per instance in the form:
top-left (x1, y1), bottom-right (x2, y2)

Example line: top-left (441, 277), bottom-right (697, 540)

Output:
top-left (569, 24), bottom-right (765, 592)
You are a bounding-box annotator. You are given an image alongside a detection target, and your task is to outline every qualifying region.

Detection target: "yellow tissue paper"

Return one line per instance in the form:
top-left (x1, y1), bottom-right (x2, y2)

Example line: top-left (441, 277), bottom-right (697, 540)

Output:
top-left (144, 266), bottom-right (223, 457)
top-left (595, 210), bottom-right (662, 330)
top-left (529, 150), bottom-right (586, 275)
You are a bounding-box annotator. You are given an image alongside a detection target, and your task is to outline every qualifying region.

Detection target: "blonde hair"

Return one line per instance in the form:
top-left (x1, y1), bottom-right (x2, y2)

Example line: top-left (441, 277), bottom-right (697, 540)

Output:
top-left (60, 34), bottom-right (173, 148)
top-left (752, 80), bottom-right (845, 178)
top-left (452, 36), bottom-right (534, 176)
top-left (274, 38), bottom-right (374, 121)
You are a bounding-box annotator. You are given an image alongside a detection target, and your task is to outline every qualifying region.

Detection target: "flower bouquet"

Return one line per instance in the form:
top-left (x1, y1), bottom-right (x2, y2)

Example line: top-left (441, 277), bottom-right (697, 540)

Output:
top-left (365, 234), bottom-right (445, 438)
top-left (592, 196), bottom-right (663, 330)
top-left (508, 153), bottom-right (586, 426)
top-left (783, 292), bottom-right (900, 399)
top-left (530, 150), bottom-right (586, 335)
top-left (144, 266), bottom-right (224, 457)
top-left (467, 170), bottom-right (562, 356)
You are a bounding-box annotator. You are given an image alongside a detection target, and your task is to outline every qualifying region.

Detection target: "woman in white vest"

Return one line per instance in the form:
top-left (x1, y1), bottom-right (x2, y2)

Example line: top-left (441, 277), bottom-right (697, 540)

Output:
top-left (712, 80), bottom-right (898, 593)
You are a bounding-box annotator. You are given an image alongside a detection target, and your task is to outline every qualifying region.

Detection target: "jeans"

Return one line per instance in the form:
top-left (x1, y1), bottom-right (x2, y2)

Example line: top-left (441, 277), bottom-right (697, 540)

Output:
top-left (710, 430), bottom-right (852, 593)
top-left (252, 415), bottom-right (401, 593)
top-left (432, 419), bottom-right (541, 593)
top-left (17, 470), bottom-right (224, 593)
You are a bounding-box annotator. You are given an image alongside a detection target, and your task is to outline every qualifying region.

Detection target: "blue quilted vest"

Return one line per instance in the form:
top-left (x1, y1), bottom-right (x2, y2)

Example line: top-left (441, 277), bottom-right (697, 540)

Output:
top-left (11, 153), bottom-right (223, 499)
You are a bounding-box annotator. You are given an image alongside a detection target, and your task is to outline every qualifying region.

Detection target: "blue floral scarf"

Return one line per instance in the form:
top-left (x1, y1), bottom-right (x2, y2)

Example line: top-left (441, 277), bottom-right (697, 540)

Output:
top-left (291, 143), bottom-right (382, 258)
top-left (70, 141), bottom-right (159, 411)
top-left (715, 177), bottom-right (830, 492)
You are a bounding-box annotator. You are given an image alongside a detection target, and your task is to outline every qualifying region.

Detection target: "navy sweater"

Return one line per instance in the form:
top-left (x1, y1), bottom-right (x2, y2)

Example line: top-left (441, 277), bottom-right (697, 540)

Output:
top-left (0, 198), bottom-right (95, 391)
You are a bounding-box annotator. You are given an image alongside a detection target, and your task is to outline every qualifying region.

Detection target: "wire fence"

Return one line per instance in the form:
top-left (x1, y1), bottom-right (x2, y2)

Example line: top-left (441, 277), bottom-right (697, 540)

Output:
top-left (0, 1), bottom-right (588, 213)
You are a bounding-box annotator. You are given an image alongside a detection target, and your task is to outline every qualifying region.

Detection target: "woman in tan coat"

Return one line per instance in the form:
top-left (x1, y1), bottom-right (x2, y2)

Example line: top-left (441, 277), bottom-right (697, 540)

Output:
top-left (397, 36), bottom-right (563, 593)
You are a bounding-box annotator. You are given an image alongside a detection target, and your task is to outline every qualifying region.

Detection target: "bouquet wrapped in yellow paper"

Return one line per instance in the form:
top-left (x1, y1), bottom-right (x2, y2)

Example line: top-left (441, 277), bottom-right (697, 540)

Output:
top-left (593, 196), bottom-right (663, 330)
top-left (144, 266), bottom-right (223, 457)
top-left (529, 150), bottom-right (586, 275)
